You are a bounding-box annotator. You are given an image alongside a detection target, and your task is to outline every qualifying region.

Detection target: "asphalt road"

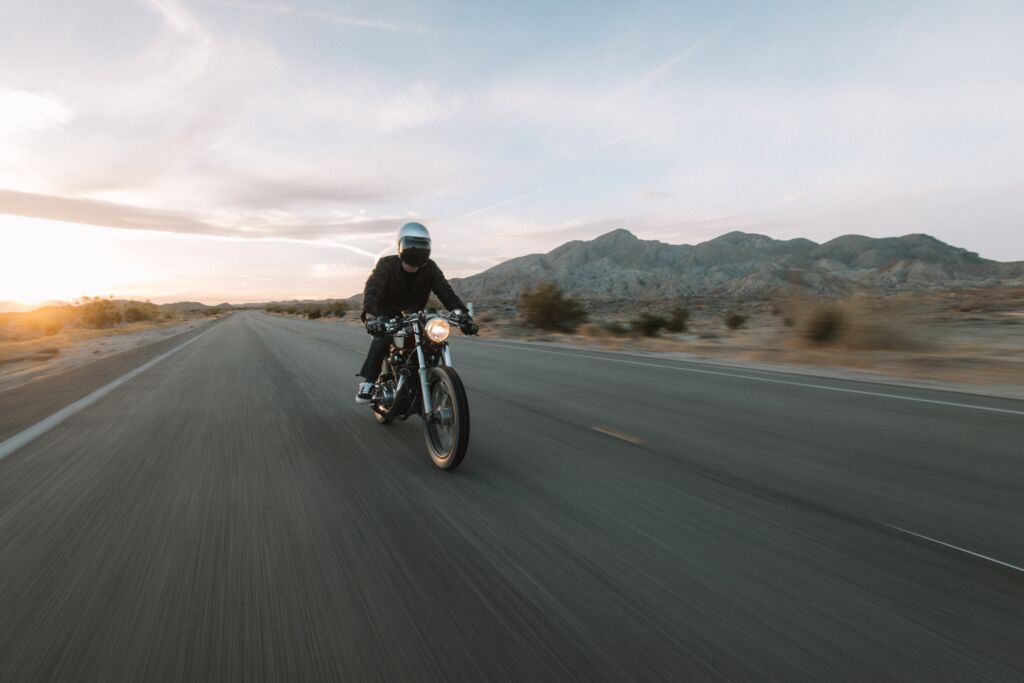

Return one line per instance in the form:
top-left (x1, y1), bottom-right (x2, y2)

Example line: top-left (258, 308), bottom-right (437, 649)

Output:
top-left (1, 310), bottom-right (1022, 682)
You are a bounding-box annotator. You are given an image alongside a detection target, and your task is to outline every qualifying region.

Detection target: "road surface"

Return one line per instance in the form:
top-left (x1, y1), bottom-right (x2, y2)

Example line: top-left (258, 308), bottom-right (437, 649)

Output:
top-left (1, 311), bottom-right (1022, 681)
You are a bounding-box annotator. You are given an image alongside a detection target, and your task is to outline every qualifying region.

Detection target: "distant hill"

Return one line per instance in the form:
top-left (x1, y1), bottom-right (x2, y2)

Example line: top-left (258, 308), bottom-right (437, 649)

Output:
top-left (449, 229), bottom-right (1024, 302)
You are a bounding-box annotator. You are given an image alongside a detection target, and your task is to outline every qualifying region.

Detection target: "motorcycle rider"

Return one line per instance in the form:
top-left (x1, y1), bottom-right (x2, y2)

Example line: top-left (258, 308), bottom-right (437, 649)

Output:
top-left (356, 222), bottom-right (478, 403)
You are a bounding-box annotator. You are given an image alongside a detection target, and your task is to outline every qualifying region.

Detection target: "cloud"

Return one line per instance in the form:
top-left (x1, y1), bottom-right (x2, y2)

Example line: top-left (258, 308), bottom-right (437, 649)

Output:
top-left (377, 81), bottom-right (463, 131)
top-left (437, 191), bottom-right (540, 225)
top-left (0, 188), bottom-right (220, 235)
top-left (218, 174), bottom-right (395, 209)
top-left (596, 37), bottom-right (707, 111)
top-left (635, 190), bottom-right (674, 201)
top-left (212, 0), bottom-right (428, 34)
top-left (0, 188), bottom-right (404, 245)
top-left (147, 0), bottom-right (209, 42)
top-left (0, 87), bottom-right (73, 135)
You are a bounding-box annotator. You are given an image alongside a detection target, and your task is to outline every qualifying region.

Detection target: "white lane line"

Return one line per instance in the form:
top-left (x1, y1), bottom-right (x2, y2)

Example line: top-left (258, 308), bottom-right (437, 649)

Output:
top-left (593, 426), bottom-right (647, 445)
top-left (0, 328), bottom-right (213, 462)
top-left (475, 340), bottom-right (1024, 416)
top-left (885, 524), bottom-right (1024, 575)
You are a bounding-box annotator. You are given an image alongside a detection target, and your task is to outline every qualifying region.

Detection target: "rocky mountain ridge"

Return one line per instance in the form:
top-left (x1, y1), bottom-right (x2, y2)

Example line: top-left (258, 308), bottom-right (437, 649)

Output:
top-left (450, 229), bottom-right (1024, 302)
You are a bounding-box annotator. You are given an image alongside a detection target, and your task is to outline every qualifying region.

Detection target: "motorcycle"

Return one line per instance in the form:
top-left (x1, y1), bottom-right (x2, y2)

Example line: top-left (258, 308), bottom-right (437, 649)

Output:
top-left (368, 307), bottom-right (477, 470)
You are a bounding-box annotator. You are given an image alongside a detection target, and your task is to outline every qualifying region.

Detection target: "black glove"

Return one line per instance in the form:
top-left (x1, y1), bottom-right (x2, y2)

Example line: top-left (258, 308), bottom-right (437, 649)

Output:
top-left (365, 317), bottom-right (386, 336)
top-left (458, 315), bottom-right (479, 336)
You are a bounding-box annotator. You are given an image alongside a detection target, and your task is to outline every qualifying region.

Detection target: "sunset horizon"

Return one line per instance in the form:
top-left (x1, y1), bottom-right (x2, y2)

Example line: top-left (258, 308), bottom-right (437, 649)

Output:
top-left (3, 0), bottom-right (1023, 307)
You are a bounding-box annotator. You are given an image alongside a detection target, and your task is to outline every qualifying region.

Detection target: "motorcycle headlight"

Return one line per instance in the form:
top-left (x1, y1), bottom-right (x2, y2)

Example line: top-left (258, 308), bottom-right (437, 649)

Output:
top-left (424, 317), bottom-right (451, 342)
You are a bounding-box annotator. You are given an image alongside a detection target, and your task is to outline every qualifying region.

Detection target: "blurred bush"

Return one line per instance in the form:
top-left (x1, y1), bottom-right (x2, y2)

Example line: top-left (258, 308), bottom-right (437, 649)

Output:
top-left (576, 323), bottom-right (609, 338)
top-left (787, 298), bottom-right (927, 350)
top-left (665, 306), bottom-right (689, 332)
top-left (724, 313), bottom-right (748, 330)
top-left (518, 283), bottom-right (587, 332)
top-left (123, 300), bottom-right (160, 323)
top-left (323, 301), bottom-right (350, 317)
top-left (78, 297), bottom-right (122, 328)
top-left (631, 313), bottom-right (668, 337)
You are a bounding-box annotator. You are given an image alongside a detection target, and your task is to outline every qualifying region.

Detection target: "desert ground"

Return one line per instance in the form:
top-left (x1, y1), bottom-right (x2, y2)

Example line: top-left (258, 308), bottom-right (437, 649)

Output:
top-left (464, 289), bottom-right (1024, 398)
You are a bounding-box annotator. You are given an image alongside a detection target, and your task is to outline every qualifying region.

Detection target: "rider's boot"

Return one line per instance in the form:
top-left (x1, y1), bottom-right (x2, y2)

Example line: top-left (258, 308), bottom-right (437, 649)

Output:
top-left (355, 382), bottom-right (374, 404)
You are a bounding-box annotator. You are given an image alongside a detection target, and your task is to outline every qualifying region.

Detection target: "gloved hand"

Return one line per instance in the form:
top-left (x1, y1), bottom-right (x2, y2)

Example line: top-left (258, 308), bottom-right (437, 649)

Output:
top-left (458, 315), bottom-right (479, 336)
top-left (365, 317), bottom-right (387, 336)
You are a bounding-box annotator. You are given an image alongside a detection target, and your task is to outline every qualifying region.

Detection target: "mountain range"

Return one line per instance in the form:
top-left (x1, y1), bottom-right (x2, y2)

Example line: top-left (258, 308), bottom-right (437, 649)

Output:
top-left (450, 229), bottom-right (1024, 302)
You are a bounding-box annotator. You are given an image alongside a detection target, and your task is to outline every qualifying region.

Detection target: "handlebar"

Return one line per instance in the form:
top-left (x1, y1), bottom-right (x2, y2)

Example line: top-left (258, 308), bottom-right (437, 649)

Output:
top-left (369, 310), bottom-right (478, 337)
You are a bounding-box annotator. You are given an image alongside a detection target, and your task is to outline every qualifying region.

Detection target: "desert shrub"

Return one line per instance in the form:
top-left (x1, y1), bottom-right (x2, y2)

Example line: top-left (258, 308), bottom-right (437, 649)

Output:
top-left (78, 297), bottom-right (121, 328)
top-left (665, 306), bottom-right (689, 332)
top-left (474, 310), bottom-right (496, 323)
top-left (792, 300), bottom-right (926, 351)
top-left (42, 321), bottom-right (63, 336)
top-left (324, 301), bottom-right (350, 317)
top-left (123, 300), bottom-right (160, 323)
top-left (631, 313), bottom-right (668, 337)
top-left (518, 283), bottom-right (587, 332)
top-left (802, 306), bottom-right (844, 345)
top-left (603, 321), bottom-right (629, 336)
top-left (307, 309), bottom-right (322, 320)
top-left (576, 323), bottom-right (609, 338)
top-left (724, 313), bottom-right (747, 330)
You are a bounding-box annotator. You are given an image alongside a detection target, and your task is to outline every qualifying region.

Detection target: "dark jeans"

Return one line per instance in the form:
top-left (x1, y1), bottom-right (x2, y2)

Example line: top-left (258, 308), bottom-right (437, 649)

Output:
top-left (358, 335), bottom-right (392, 383)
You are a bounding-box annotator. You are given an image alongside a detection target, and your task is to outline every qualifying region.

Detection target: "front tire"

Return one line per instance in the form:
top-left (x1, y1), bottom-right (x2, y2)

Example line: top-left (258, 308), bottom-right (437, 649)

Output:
top-left (423, 367), bottom-right (470, 470)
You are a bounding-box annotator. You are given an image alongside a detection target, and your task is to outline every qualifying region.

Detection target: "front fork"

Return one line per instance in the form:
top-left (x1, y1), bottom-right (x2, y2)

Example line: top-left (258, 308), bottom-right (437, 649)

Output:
top-left (414, 328), bottom-right (433, 418)
top-left (414, 330), bottom-right (455, 421)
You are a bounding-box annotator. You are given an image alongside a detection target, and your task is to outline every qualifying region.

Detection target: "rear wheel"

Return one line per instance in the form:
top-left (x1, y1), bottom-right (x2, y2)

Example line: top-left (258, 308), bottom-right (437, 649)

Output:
top-left (423, 367), bottom-right (470, 470)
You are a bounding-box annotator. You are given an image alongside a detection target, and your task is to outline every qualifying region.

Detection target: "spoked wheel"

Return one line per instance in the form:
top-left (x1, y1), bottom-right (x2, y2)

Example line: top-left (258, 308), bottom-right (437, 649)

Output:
top-left (424, 366), bottom-right (470, 470)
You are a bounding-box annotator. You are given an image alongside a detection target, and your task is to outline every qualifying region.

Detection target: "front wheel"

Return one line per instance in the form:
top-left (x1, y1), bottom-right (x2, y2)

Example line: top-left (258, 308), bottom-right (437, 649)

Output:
top-left (423, 367), bottom-right (470, 470)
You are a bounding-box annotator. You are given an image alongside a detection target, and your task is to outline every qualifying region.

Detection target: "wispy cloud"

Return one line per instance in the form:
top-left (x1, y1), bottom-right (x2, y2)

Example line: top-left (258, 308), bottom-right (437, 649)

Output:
top-left (0, 87), bottom-right (73, 136)
top-left (0, 189), bottom-right (399, 245)
top-left (437, 191), bottom-right (540, 225)
top-left (596, 37), bottom-right (707, 112)
top-left (147, 0), bottom-right (208, 39)
top-left (377, 81), bottom-right (463, 131)
top-left (212, 0), bottom-right (428, 34)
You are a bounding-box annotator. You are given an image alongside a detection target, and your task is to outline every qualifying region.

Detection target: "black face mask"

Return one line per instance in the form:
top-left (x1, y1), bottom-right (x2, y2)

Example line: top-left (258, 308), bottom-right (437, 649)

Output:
top-left (399, 237), bottom-right (431, 267)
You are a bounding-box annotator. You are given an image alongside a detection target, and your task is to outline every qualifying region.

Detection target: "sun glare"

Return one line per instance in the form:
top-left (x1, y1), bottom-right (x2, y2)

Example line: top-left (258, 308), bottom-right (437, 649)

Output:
top-left (0, 218), bottom-right (149, 306)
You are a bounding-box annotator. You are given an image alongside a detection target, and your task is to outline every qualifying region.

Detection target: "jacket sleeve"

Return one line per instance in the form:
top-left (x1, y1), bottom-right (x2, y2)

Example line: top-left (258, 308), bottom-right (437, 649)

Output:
top-left (430, 263), bottom-right (467, 313)
top-left (361, 259), bottom-right (388, 321)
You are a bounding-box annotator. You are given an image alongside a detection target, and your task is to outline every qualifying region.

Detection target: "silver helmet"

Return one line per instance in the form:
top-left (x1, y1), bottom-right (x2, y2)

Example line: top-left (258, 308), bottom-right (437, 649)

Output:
top-left (397, 222), bottom-right (431, 267)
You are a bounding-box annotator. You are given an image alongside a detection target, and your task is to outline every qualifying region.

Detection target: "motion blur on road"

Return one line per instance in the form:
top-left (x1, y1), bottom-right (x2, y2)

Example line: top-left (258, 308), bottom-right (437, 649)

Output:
top-left (1, 311), bottom-right (1022, 681)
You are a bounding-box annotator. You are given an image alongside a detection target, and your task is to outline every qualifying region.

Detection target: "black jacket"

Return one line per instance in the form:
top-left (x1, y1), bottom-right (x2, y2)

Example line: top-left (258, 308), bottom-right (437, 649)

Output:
top-left (361, 255), bottom-right (466, 321)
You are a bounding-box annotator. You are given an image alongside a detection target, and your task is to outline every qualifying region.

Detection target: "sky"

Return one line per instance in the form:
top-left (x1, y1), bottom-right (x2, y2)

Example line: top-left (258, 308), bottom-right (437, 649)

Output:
top-left (1, 0), bottom-right (1023, 306)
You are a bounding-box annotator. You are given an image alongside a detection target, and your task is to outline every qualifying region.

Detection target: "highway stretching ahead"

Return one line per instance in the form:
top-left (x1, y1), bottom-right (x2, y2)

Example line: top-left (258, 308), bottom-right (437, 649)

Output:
top-left (1, 311), bottom-right (1022, 681)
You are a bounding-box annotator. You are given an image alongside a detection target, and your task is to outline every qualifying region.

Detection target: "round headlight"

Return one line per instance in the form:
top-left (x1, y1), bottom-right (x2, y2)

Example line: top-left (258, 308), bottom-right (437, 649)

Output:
top-left (425, 317), bottom-right (451, 342)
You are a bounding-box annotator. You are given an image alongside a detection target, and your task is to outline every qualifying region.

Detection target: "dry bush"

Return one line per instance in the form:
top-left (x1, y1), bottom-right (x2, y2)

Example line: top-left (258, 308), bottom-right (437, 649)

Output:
top-left (665, 306), bottom-right (689, 332)
top-left (324, 301), bottom-right (350, 317)
top-left (793, 299), bottom-right (926, 350)
top-left (123, 300), bottom-right (161, 323)
top-left (518, 282), bottom-right (587, 332)
top-left (78, 296), bottom-right (121, 328)
top-left (473, 310), bottom-right (496, 323)
top-left (631, 313), bottom-right (668, 337)
top-left (576, 323), bottom-right (609, 338)
top-left (603, 321), bottom-right (630, 336)
top-left (724, 313), bottom-right (748, 330)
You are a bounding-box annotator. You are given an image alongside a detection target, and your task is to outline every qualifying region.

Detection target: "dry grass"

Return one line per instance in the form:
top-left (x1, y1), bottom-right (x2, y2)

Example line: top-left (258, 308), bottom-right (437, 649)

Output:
top-left (0, 321), bottom-right (173, 365)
